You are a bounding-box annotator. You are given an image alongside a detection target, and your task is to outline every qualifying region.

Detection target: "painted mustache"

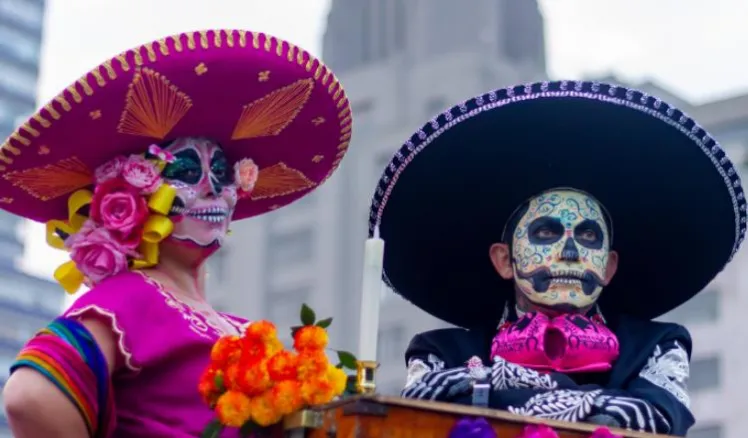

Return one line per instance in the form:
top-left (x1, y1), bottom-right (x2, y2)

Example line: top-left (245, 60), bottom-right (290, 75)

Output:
top-left (515, 266), bottom-right (605, 296)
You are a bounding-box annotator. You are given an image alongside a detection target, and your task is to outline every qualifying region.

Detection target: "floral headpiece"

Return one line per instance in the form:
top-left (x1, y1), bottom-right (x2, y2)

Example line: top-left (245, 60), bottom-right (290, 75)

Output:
top-left (47, 144), bottom-right (259, 294)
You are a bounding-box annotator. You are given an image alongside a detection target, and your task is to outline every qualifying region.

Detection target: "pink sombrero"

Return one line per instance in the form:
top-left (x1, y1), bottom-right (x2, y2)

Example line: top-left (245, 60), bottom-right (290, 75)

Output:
top-left (0, 29), bottom-right (353, 223)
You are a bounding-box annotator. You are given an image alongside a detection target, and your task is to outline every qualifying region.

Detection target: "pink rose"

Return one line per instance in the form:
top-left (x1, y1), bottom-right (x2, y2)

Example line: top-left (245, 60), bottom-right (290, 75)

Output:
top-left (517, 425), bottom-right (559, 438)
top-left (66, 221), bottom-right (140, 284)
top-left (122, 155), bottom-right (161, 194)
top-left (589, 428), bottom-right (622, 438)
top-left (234, 158), bottom-right (259, 194)
top-left (90, 178), bottom-right (149, 247)
top-left (94, 155), bottom-right (126, 184)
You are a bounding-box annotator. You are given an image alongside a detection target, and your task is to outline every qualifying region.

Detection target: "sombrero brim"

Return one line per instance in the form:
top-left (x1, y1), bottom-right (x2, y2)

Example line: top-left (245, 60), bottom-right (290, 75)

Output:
top-left (0, 29), bottom-right (352, 223)
top-left (369, 81), bottom-right (746, 329)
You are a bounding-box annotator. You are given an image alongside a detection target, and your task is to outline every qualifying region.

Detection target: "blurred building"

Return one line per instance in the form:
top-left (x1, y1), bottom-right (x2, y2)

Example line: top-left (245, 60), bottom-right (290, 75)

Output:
top-left (214, 3), bottom-right (745, 438)
top-left (217, 0), bottom-right (548, 395)
top-left (0, 0), bottom-right (59, 435)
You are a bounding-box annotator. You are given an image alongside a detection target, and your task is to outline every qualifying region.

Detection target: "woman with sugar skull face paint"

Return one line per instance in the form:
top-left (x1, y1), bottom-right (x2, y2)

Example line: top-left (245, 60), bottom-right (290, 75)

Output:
top-left (369, 81), bottom-right (746, 436)
top-left (0, 30), bottom-right (352, 437)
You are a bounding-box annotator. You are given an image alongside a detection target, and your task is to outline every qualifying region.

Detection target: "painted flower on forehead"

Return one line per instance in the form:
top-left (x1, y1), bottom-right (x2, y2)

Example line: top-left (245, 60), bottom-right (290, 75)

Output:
top-left (148, 144), bottom-right (176, 163)
top-left (234, 158), bottom-right (259, 196)
top-left (122, 155), bottom-right (162, 194)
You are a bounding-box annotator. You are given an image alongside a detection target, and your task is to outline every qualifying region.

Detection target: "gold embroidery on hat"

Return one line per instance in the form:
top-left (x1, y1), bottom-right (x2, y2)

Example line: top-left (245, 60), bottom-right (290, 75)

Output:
top-left (38, 145), bottom-right (50, 155)
top-left (3, 157), bottom-right (93, 201)
top-left (312, 117), bottom-right (325, 126)
top-left (231, 78), bottom-right (314, 140)
top-left (0, 197), bottom-right (12, 204)
top-left (258, 71), bottom-right (270, 82)
top-left (117, 67), bottom-right (193, 139)
top-left (269, 204), bottom-right (280, 210)
top-left (312, 155), bottom-right (324, 163)
top-left (250, 163), bottom-right (315, 200)
top-left (195, 63), bottom-right (208, 76)
top-left (90, 110), bottom-right (102, 120)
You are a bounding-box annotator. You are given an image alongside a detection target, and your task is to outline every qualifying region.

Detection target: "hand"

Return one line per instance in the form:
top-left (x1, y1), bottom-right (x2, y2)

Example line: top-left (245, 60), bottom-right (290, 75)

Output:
top-left (490, 356), bottom-right (559, 390)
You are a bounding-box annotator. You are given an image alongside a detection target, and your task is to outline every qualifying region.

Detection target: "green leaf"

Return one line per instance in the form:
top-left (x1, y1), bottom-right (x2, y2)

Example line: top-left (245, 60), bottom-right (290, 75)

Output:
top-left (300, 303), bottom-right (316, 326)
top-left (337, 350), bottom-right (358, 370)
top-left (335, 362), bottom-right (344, 369)
top-left (239, 421), bottom-right (258, 437)
top-left (200, 419), bottom-right (224, 438)
top-left (214, 374), bottom-right (225, 392)
top-left (316, 317), bottom-right (333, 328)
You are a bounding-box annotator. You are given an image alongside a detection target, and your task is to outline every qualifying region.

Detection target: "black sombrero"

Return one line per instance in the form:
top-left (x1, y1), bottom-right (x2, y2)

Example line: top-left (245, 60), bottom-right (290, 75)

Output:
top-left (368, 80), bottom-right (746, 329)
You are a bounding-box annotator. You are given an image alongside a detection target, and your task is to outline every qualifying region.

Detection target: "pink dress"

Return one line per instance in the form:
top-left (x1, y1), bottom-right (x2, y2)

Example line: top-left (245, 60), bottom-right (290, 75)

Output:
top-left (64, 271), bottom-right (246, 437)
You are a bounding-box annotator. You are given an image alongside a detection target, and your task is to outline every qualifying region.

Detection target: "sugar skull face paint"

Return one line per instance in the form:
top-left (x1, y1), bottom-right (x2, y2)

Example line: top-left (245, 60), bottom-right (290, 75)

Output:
top-left (161, 137), bottom-right (238, 248)
top-left (511, 189), bottom-right (613, 311)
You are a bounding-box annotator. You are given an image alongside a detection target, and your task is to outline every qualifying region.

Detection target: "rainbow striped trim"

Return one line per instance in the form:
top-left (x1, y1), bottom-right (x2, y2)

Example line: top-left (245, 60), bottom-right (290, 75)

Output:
top-left (10, 317), bottom-right (115, 437)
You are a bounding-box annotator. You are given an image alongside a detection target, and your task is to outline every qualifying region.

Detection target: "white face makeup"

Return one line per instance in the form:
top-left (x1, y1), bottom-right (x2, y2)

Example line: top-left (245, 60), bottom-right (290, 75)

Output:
top-left (161, 137), bottom-right (238, 248)
top-left (511, 189), bottom-right (612, 311)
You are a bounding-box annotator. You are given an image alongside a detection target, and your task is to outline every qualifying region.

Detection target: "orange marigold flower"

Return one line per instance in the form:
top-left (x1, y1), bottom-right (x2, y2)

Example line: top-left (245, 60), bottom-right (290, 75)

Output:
top-left (267, 350), bottom-right (299, 381)
top-left (301, 375), bottom-right (336, 405)
top-left (215, 390), bottom-right (252, 428)
top-left (293, 325), bottom-right (329, 351)
top-left (296, 350), bottom-right (329, 380)
top-left (240, 336), bottom-right (268, 365)
top-left (198, 366), bottom-right (224, 406)
top-left (265, 337), bottom-right (284, 356)
top-left (236, 361), bottom-right (272, 396)
top-left (270, 380), bottom-right (303, 416)
top-left (210, 335), bottom-right (241, 367)
top-left (224, 363), bottom-right (241, 391)
top-left (326, 365), bottom-right (348, 396)
top-left (249, 392), bottom-right (283, 427)
top-left (245, 320), bottom-right (278, 342)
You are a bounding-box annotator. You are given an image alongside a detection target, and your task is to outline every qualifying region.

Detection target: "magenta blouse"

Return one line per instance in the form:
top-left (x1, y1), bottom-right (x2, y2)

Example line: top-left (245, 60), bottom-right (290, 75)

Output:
top-left (64, 271), bottom-right (246, 437)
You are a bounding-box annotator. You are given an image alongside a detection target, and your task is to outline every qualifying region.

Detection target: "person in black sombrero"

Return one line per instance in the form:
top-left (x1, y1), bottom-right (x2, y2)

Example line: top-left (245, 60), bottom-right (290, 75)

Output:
top-left (369, 80), bottom-right (746, 436)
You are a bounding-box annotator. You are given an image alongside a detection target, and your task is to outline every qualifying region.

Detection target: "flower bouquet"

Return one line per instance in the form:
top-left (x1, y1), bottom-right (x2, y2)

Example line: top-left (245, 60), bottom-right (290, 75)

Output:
top-left (199, 304), bottom-right (358, 437)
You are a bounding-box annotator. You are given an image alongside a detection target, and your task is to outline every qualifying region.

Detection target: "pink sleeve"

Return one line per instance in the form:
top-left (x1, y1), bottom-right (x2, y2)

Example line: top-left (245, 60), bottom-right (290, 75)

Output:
top-left (63, 271), bottom-right (163, 373)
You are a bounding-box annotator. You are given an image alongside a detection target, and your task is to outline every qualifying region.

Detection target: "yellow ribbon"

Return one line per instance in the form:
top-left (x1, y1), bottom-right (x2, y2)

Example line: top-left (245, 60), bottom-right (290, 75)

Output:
top-left (67, 189), bottom-right (93, 230)
top-left (142, 214), bottom-right (174, 243)
top-left (148, 184), bottom-right (177, 215)
top-left (54, 260), bottom-right (85, 294)
top-left (45, 220), bottom-right (78, 250)
top-left (130, 241), bottom-right (160, 270)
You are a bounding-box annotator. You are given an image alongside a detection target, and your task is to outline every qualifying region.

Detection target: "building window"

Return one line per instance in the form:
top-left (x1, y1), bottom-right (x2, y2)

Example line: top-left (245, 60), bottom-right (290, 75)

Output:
top-left (661, 287), bottom-right (719, 324)
top-left (265, 287), bottom-right (311, 340)
top-left (0, 22), bottom-right (41, 65)
top-left (425, 96), bottom-right (448, 117)
top-left (688, 424), bottom-right (722, 438)
top-left (352, 99), bottom-right (374, 116)
top-left (0, 60), bottom-right (38, 97)
top-left (377, 325), bottom-right (405, 361)
top-left (689, 356), bottom-right (720, 391)
top-left (0, 0), bottom-right (44, 30)
top-left (267, 228), bottom-right (314, 268)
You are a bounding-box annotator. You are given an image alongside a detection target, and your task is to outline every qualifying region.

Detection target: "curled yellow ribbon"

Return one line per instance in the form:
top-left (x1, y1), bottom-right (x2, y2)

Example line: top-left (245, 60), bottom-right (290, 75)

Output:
top-left (54, 260), bottom-right (85, 294)
top-left (131, 241), bottom-right (160, 270)
top-left (67, 189), bottom-right (93, 230)
top-left (148, 185), bottom-right (177, 215)
top-left (45, 220), bottom-right (78, 250)
top-left (142, 214), bottom-right (174, 243)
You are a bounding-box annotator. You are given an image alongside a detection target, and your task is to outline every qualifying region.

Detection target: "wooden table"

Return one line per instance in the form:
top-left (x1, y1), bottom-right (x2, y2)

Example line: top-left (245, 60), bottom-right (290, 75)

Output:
top-left (282, 395), bottom-right (671, 438)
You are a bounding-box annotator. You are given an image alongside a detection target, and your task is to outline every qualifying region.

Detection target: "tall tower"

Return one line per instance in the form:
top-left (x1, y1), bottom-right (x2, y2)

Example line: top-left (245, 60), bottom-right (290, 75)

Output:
top-left (0, 0), bottom-right (64, 435)
top-left (219, 0), bottom-right (549, 395)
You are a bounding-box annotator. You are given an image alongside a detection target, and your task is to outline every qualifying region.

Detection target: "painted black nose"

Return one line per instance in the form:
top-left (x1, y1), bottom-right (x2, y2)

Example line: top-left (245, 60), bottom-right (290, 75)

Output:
top-left (560, 237), bottom-right (579, 261)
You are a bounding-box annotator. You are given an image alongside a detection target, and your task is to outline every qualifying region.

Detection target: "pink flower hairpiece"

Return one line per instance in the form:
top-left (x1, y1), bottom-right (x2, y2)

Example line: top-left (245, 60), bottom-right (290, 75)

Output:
top-left (148, 144), bottom-right (176, 163)
top-left (234, 158), bottom-right (259, 198)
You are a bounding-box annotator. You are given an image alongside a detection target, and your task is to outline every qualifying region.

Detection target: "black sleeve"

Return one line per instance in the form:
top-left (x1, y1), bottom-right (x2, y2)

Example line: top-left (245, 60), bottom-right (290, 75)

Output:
top-left (497, 333), bottom-right (695, 436)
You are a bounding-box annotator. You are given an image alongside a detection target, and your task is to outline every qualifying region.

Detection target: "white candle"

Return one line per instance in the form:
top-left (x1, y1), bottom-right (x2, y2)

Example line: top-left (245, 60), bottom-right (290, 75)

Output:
top-left (358, 226), bottom-right (385, 361)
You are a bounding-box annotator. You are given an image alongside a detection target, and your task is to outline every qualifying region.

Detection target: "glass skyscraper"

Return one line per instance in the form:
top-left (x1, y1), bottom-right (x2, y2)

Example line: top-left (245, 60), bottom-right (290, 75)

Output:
top-left (0, 1), bottom-right (62, 435)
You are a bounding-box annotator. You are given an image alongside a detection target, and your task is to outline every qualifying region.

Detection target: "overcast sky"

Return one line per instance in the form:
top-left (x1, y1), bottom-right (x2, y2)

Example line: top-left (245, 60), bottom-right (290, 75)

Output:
top-left (22, 0), bottom-right (748, 279)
